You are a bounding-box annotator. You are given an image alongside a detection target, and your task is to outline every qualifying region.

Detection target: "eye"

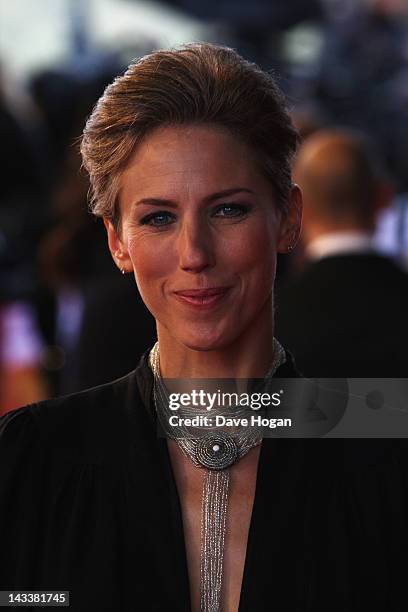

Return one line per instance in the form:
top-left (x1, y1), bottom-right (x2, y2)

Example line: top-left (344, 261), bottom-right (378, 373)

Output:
top-left (139, 211), bottom-right (176, 227)
top-left (213, 203), bottom-right (251, 218)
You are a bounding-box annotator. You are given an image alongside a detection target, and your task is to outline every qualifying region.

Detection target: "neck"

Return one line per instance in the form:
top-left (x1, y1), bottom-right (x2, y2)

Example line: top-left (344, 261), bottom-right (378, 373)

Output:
top-left (156, 297), bottom-right (275, 378)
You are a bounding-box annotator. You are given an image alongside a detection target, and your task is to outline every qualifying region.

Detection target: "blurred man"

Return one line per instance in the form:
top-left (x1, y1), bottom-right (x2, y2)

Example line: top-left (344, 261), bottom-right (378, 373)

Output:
top-left (275, 128), bottom-right (408, 377)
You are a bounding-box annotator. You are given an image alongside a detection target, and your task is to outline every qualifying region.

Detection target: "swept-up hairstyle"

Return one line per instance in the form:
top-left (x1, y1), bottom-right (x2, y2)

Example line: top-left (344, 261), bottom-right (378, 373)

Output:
top-left (81, 43), bottom-right (299, 232)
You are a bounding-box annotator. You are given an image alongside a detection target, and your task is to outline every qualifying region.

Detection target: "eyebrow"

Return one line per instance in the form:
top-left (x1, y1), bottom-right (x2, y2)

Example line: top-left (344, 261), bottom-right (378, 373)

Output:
top-left (134, 187), bottom-right (255, 208)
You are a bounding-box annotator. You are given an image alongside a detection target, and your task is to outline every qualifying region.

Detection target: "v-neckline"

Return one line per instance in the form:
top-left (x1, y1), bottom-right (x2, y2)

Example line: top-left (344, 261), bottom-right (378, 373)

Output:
top-left (159, 434), bottom-right (268, 612)
top-left (133, 347), bottom-right (301, 610)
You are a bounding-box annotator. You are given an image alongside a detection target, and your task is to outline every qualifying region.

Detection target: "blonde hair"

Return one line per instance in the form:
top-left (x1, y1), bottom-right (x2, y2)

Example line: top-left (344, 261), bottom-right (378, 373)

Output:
top-left (81, 43), bottom-right (299, 232)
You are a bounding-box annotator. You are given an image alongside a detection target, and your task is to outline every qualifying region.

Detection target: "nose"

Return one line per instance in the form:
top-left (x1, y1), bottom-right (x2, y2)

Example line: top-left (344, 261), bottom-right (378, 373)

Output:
top-left (177, 215), bottom-right (216, 273)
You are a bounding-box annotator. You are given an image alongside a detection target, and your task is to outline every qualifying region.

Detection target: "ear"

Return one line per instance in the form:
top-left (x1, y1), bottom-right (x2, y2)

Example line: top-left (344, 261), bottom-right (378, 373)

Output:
top-left (277, 184), bottom-right (303, 254)
top-left (103, 218), bottom-right (133, 273)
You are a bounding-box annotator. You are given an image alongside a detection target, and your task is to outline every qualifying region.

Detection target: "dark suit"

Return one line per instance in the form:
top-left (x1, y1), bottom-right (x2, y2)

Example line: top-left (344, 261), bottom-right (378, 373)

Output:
top-left (275, 253), bottom-right (408, 377)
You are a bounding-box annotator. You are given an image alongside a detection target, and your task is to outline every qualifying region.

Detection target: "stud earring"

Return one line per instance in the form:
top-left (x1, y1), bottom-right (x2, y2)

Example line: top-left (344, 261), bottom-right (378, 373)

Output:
top-left (120, 268), bottom-right (125, 275)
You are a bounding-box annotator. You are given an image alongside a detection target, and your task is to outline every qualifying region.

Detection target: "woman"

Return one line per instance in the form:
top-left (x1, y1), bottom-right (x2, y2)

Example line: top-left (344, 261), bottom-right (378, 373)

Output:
top-left (0, 44), bottom-right (406, 612)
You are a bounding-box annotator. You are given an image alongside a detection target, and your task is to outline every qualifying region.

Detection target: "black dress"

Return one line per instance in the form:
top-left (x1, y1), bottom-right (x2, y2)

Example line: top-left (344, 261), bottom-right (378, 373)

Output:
top-left (1, 350), bottom-right (407, 611)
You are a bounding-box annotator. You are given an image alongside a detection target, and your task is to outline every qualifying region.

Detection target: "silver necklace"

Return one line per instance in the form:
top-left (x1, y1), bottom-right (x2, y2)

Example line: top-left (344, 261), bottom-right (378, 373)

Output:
top-left (149, 340), bottom-right (286, 612)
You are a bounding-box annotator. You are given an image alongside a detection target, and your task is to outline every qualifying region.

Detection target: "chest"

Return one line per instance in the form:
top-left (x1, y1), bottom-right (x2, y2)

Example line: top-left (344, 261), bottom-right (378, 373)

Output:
top-left (168, 442), bottom-right (259, 612)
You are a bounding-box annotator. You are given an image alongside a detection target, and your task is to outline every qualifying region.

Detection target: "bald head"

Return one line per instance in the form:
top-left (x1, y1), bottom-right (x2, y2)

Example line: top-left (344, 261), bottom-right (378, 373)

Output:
top-left (294, 129), bottom-right (390, 236)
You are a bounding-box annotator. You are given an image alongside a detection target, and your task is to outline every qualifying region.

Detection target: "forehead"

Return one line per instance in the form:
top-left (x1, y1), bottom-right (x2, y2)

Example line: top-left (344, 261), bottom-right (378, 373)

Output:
top-left (119, 124), bottom-right (271, 202)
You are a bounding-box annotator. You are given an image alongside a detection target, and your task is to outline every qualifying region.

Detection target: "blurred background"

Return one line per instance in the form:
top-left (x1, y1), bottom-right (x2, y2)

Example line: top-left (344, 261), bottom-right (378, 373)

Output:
top-left (1, 0), bottom-right (408, 412)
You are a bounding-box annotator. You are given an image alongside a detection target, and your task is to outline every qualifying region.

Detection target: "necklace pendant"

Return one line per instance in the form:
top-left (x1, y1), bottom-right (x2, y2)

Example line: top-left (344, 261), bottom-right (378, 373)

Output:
top-left (195, 433), bottom-right (238, 470)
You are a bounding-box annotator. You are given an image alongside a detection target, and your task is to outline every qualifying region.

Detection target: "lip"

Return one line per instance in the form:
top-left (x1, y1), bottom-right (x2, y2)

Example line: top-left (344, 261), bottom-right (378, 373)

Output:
top-left (172, 287), bottom-right (232, 309)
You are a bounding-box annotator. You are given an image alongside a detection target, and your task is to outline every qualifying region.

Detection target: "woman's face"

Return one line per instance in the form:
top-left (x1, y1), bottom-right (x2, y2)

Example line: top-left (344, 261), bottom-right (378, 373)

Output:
top-left (106, 124), bottom-right (300, 352)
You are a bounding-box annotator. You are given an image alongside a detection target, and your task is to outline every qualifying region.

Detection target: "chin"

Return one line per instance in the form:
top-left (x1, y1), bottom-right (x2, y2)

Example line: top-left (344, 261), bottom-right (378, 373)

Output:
top-left (180, 338), bottom-right (221, 352)
top-left (176, 324), bottom-right (238, 353)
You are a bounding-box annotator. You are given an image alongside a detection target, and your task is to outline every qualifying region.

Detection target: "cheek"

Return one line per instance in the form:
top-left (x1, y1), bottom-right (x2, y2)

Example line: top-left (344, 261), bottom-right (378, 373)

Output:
top-left (228, 223), bottom-right (277, 278)
top-left (126, 235), bottom-right (170, 300)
